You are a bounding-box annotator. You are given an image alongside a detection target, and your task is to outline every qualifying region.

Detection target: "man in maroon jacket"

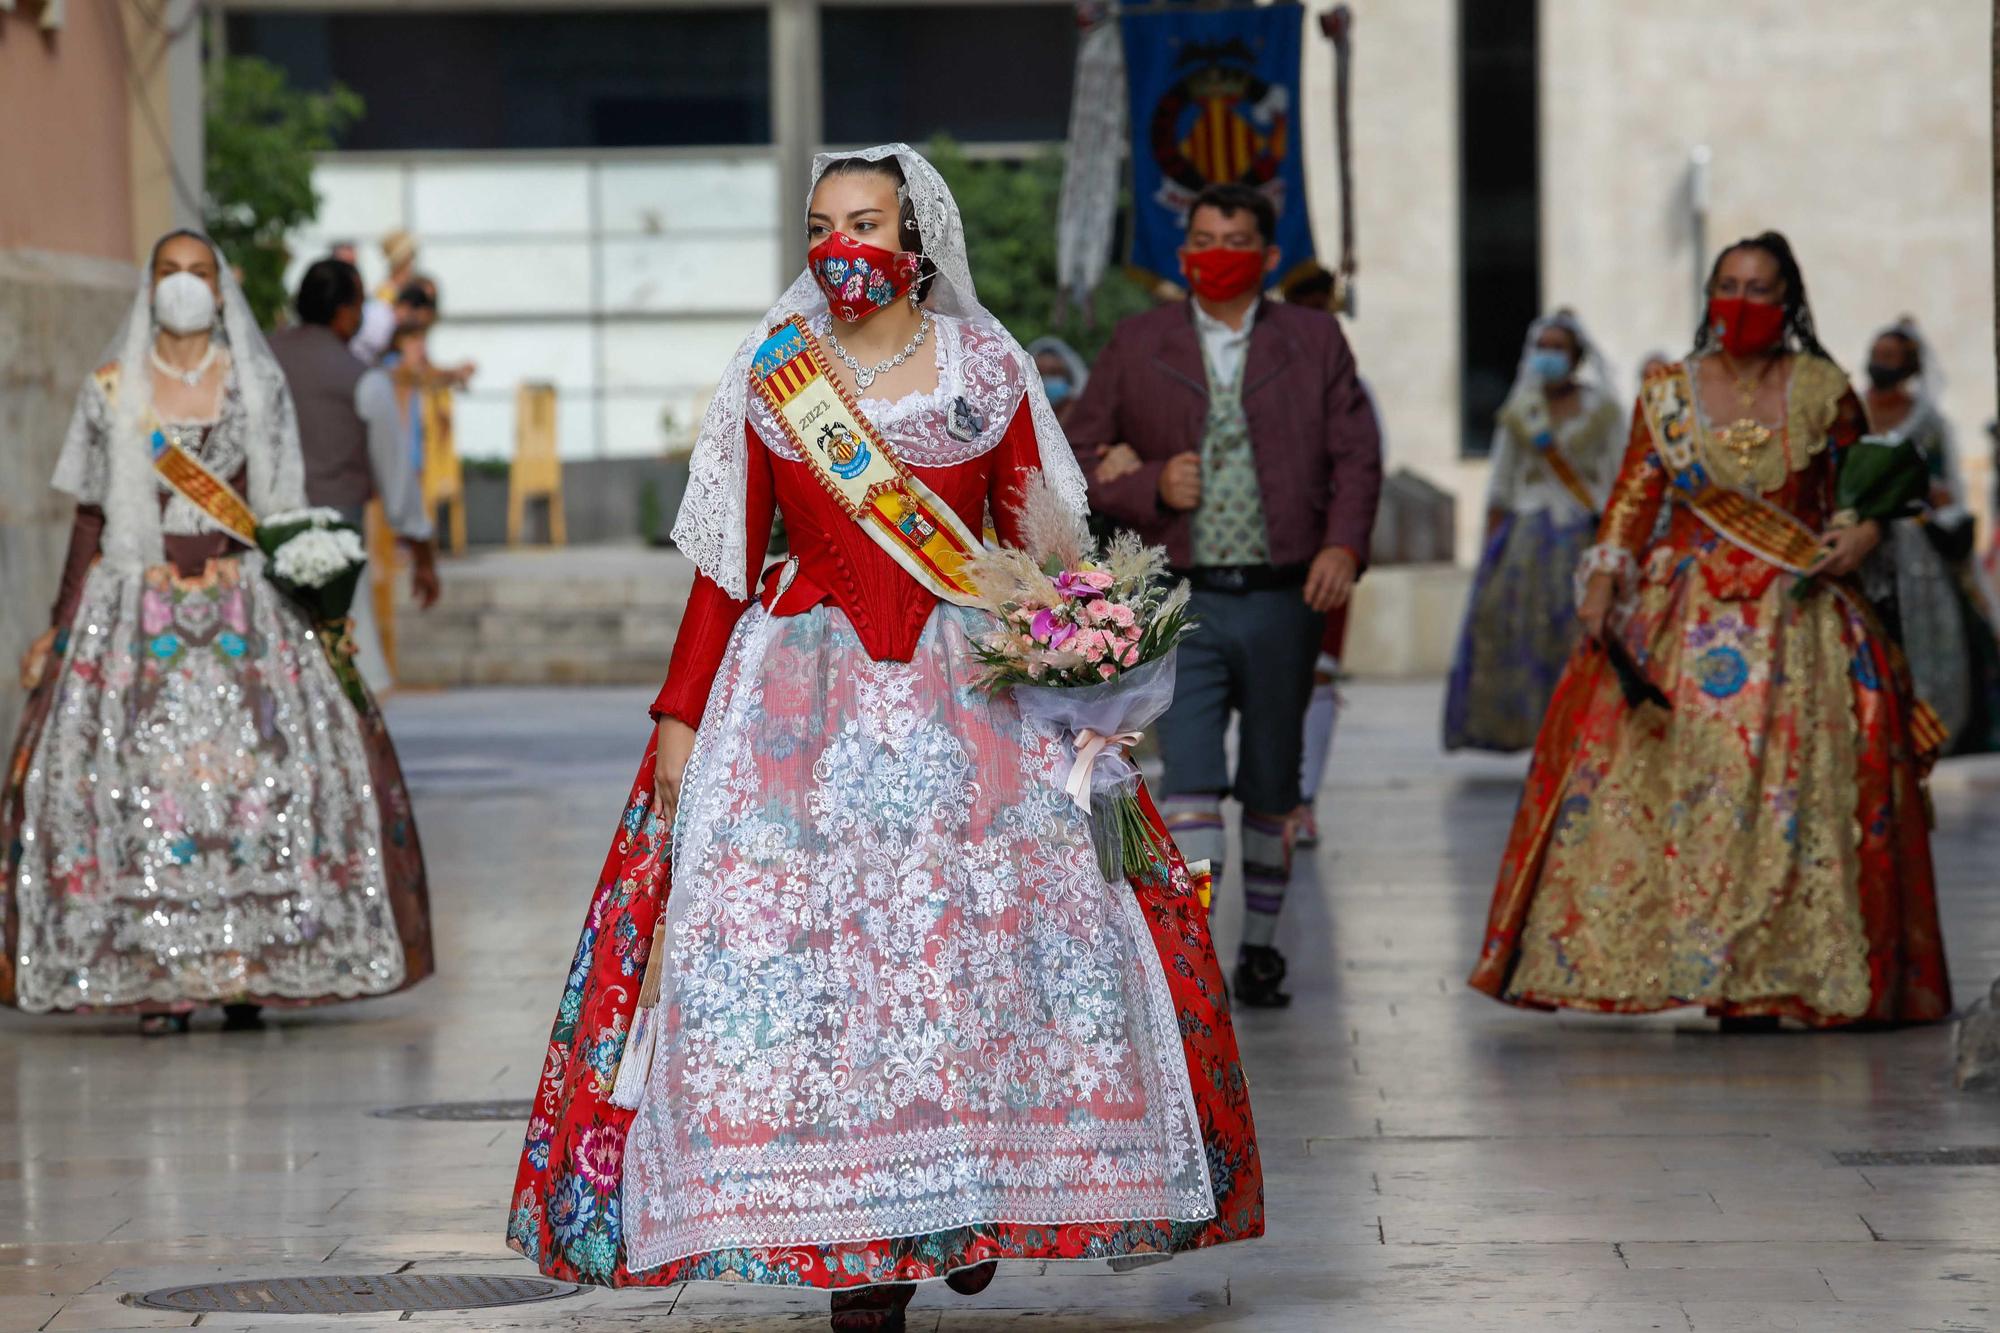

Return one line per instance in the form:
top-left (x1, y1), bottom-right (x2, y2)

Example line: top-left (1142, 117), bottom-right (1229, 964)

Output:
top-left (1065, 183), bottom-right (1382, 1007)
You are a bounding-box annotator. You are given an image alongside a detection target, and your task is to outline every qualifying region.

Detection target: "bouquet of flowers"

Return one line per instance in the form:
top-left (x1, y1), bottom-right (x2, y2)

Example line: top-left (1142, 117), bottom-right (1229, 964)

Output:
top-left (257, 507), bottom-right (370, 708)
top-left (966, 473), bottom-right (1196, 881)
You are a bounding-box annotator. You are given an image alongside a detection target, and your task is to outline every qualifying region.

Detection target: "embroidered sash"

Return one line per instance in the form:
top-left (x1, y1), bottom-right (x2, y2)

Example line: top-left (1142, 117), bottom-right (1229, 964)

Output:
top-left (94, 364), bottom-right (259, 546)
top-left (750, 316), bottom-right (984, 606)
top-left (1507, 395), bottom-right (1599, 514)
top-left (1639, 365), bottom-right (1823, 575)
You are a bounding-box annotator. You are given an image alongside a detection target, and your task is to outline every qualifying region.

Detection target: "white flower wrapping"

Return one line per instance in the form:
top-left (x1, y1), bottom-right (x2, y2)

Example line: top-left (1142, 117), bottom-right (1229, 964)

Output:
top-left (261, 506), bottom-right (348, 528)
top-left (270, 527), bottom-right (367, 588)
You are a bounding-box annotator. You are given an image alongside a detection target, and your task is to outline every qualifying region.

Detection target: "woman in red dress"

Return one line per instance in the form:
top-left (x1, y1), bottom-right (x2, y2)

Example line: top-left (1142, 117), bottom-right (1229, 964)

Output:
top-left (506, 145), bottom-right (1261, 1331)
top-left (1469, 232), bottom-right (1950, 1030)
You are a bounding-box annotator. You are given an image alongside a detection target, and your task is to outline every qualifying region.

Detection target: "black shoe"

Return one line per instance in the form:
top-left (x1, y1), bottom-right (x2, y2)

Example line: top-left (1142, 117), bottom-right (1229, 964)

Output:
top-left (944, 1260), bottom-right (998, 1295)
top-left (830, 1283), bottom-right (914, 1332)
top-left (1717, 1014), bottom-right (1781, 1034)
top-left (1233, 945), bottom-right (1293, 1008)
top-left (221, 1003), bottom-right (266, 1032)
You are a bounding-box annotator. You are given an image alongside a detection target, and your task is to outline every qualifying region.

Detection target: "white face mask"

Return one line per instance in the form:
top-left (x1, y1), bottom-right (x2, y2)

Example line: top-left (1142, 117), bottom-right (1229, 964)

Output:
top-left (154, 270), bottom-right (219, 335)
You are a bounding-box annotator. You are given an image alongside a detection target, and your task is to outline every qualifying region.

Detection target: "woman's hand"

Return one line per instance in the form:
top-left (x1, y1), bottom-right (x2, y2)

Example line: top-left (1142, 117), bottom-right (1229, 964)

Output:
top-left (653, 717), bottom-right (697, 823)
top-left (18, 627), bottom-right (57, 690)
top-left (1808, 520), bottom-right (1882, 580)
top-left (1577, 572), bottom-right (1617, 643)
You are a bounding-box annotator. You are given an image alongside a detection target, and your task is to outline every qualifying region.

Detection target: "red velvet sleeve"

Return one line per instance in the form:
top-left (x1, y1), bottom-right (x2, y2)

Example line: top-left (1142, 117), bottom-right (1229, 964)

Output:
top-left (50, 504), bottom-right (106, 629)
top-left (650, 427), bottom-right (777, 727)
top-left (987, 394), bottom-right (1046, 550)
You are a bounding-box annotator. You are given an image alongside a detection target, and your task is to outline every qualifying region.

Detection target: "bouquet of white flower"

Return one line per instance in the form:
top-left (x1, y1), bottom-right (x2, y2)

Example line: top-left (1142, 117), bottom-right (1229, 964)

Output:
top-left (257, 508), bottom-right (370, 708)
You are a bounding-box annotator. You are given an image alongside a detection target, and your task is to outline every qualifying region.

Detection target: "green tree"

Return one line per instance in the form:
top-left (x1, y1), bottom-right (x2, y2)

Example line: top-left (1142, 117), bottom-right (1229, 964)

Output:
top-left (204, 57), bottom-right (362, 327)
top-left (924, 137), bottom-right (1154, 365)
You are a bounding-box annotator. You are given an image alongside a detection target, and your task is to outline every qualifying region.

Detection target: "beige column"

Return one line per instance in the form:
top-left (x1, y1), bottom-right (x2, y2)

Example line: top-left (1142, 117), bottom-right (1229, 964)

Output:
top-left (119, 0), bottom-right (204, 252)
top-left (770, 0), bottom-right (822, 287)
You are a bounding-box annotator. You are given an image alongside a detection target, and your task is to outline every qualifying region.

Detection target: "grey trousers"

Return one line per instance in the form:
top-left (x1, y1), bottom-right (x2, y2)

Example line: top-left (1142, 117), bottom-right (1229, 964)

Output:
top-left (1156, 585), bottom-right (1324, 814)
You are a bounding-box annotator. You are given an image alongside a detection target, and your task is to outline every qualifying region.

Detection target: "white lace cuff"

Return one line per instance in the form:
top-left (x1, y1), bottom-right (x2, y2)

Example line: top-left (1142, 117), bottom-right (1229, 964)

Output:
top-left (1574, 543), bottom-right (1639, 612)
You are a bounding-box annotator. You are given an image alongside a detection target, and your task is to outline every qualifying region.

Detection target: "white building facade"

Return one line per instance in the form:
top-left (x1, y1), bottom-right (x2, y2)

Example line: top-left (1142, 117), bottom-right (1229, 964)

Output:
top-left (231, 0), bottom-right (1995, 558)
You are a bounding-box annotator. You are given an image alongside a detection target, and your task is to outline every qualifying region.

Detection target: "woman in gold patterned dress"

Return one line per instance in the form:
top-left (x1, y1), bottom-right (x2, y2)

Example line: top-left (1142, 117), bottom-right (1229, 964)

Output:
top-left (1469, 232), bottom-right (1950, 1029)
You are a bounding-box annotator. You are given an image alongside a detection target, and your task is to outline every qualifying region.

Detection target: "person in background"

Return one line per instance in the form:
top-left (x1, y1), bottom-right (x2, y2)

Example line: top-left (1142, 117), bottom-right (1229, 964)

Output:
top-left (1280, 261), bottom-right (1338, 313)
top-left (1065, 183), bottom-right (1383, 1008)
top-left (268, 259), bottom-right (440, 607)
top-left (1027, 335), bottom-right (1089, 430)
top-left (379, 229), bottom-right (419, 304)
top-left (1443, 310), bottom-right (1623, 752)
top-left (1291, 375), bottom-right (1385, 849)
top-left (3, 231), bottom-right (432, 1034)
top-left (1470, 232), bottom-right (1948, 1029)
top-left (331, 236), bottom-right (398, 365)
top-left (1860, 318), bottom-right (2000, 754)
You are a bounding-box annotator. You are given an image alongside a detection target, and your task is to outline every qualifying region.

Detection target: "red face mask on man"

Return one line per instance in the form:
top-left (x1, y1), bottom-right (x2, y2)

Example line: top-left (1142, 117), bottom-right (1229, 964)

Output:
top-left (1706, 296), bottom-right (1786, 358)
top-left (1180, 246), bottom-right (1268, 304)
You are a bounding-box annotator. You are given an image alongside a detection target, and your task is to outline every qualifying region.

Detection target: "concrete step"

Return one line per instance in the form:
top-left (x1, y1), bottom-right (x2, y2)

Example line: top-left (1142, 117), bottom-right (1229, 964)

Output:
top-left (384, 543), bottom-right (694, 688)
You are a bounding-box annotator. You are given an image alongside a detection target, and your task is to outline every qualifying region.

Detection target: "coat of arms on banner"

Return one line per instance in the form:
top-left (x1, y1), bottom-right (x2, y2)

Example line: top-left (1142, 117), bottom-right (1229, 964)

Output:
top-left (1121, 4), bottom-right (1314, 284)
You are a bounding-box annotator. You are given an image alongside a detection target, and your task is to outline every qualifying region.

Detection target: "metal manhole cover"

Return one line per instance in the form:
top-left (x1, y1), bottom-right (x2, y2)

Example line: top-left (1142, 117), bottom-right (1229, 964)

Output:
top-left (131, 1274), bottom-right (578, 1314)
top-left (372, 1098), bottom-right (533, 1121)
top-left (1834, 1146), bottom-right (2000, 1167)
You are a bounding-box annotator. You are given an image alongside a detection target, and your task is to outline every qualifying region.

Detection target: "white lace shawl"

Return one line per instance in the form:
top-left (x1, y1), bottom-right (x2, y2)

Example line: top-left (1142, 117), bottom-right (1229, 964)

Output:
top-left (672, 143), bottom-right (1088, 599)
top-left (50, 232), bottom-right (305, 572)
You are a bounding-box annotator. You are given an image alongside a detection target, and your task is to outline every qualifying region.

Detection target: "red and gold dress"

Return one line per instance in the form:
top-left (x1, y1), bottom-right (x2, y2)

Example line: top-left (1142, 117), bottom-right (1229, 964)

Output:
top-left (1469, 354), bottom-right (1950, 1027)
top-left (507, 313), bottom-right (1262, 1288)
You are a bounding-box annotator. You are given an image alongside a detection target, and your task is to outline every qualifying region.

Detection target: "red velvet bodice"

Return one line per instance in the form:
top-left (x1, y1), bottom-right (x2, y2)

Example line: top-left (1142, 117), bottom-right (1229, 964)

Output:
top-left (651, 396), bottom-right (1040, 727)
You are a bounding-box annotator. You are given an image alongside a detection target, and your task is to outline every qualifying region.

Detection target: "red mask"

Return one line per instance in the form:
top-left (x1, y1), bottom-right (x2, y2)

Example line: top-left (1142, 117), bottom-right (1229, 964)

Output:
top-left (1707, 296), bottom-right (1786, 358)
top-left (808, 232), bottom-right (921, 323)
top-left (1181, 246), bottom-right (1267, 303)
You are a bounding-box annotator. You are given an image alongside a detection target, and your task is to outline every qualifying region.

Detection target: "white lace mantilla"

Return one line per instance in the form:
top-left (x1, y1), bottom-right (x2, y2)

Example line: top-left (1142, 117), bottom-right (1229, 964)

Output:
top-left (671, 144), bottom-right (1088, 600)
top-left (621, 604), bottom-right (1214, 1268)
top-left (11, 557), bottom-right (406, 1011)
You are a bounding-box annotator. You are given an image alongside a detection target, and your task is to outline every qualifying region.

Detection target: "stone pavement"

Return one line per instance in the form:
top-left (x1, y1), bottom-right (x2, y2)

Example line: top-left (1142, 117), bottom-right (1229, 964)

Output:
top-left (2, 681), bottom-right (1997, 1333)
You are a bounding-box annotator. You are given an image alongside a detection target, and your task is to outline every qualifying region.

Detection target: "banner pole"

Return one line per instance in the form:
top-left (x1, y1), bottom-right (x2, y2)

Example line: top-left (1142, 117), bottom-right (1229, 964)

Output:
top-left (1318, 5), bottom-right (1357, 317)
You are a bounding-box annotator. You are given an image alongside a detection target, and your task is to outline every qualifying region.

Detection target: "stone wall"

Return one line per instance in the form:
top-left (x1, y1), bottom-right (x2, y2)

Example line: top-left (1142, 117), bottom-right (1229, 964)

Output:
top-left (0, 250), bottom-right (136, 742)
top-left (1301, 1), bottom-right (1994, 564)
top-left (1541, 0), bottom-right (1994, 522)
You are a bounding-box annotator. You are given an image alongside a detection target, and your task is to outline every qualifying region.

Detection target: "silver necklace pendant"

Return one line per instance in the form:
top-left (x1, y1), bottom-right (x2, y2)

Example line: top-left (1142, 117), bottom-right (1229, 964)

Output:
top-left (832, 312), bottom-right (929, 394)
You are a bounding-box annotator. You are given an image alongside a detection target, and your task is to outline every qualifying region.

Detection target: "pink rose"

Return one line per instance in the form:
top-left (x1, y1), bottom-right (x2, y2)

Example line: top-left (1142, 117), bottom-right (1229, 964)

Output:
top-left (1121, 643), bottom-right (1141, 667)
top-left (1108, 604), bottom-right (1137, 628)
top-left (1082, 570), bottom-right (1115, 591)
top-left (1098, 663), bottom-right (1117, 679)
top-left (1084, 598), bottom-right (1115, 623)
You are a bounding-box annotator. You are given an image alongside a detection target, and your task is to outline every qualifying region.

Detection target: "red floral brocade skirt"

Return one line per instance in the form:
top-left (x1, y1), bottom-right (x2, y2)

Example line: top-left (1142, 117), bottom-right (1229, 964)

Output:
top-left (505, 735), bottom-right (1263, 1288)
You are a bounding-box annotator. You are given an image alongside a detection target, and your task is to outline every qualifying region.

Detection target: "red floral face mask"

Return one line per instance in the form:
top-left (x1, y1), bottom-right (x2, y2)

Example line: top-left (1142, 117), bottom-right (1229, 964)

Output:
top-left (808, 232), bottom-right (922, 323)
top-left (1707, 296), bottom-right (1786, 358)
top-left (1180, 246), bottom-right (1267, 303)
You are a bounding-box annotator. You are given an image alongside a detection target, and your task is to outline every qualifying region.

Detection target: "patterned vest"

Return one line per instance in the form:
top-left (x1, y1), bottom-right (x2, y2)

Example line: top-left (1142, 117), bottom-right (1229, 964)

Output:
top-left (1190, 342), bottom-right (1271, 567)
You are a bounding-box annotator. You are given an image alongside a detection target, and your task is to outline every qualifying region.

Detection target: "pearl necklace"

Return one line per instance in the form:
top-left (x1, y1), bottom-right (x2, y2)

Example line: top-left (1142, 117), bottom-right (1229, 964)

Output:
top-left (150, 344), bottom-right (219, 388)
top-left (829, 312), bottom-right (930, 391)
